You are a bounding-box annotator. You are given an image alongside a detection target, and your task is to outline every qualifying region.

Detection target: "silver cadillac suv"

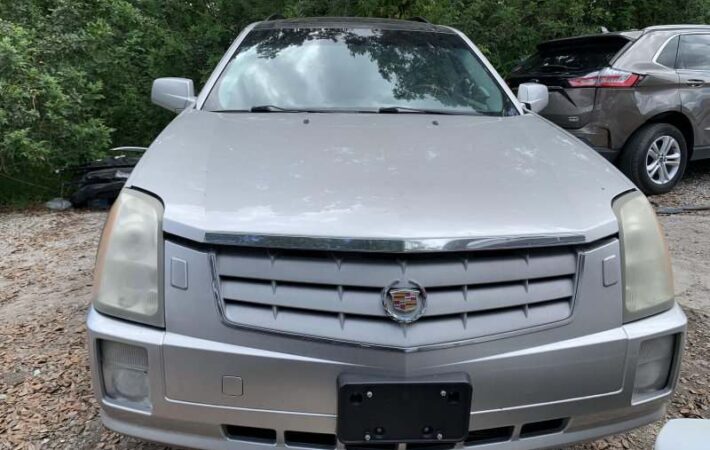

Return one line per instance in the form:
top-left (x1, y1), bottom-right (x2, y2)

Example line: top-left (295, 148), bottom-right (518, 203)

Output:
top-left (87, 17), bottom-right (687, 450)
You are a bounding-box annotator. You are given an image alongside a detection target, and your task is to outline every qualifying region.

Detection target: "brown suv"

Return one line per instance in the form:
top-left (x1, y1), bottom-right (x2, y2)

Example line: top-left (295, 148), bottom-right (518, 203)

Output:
top-left (508, 25), bottom-right (710, 194)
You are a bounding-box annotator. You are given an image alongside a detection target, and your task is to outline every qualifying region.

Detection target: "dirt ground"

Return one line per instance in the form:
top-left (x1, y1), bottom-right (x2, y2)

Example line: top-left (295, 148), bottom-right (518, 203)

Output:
top-left (1, 161), bottom-right (709, 450)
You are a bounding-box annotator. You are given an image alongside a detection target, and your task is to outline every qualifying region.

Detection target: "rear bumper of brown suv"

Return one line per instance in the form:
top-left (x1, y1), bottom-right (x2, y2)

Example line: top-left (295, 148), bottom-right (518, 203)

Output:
top-left (568, 125), bottom-right (618, 160)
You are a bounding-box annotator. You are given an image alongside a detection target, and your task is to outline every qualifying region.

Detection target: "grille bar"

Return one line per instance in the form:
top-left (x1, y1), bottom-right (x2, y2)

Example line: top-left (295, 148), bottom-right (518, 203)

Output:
top-left (220, 277), bottom-right (574, 317)
top-left (222, 298), bottom-right (572, 348)
top-left (215, 249), bottom-right (576, 288)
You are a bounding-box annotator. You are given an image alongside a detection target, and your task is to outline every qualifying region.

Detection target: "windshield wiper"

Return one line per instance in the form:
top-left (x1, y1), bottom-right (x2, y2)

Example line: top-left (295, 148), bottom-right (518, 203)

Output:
top-left (212, 106), bottom-right (316, 113)
top-left (250, 105), bottom-right (317, 113)
top-left (216, 105), bottom-right (477, 115)
top-left (212, 106), bottom-right (324, 113)
top-left (377, 106), bottom-right (475, 115)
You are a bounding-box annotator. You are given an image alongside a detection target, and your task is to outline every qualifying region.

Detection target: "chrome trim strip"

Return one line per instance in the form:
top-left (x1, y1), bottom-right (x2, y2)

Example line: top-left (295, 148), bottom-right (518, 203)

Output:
top-left (196, 22), bottom-right (258, 110)
top-left (203, 232), bottom-right (588, 253)
top-left (652, 33), bottom-right (679, 68)
top-left (652, 32), bottom-right (710, 69)
top-left (446, 26), bottom-right (525, 115)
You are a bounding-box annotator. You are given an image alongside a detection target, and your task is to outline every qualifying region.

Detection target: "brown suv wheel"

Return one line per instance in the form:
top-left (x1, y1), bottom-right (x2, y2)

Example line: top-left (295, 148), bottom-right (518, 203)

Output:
top-left (619, 123), bottom-right (688, 195)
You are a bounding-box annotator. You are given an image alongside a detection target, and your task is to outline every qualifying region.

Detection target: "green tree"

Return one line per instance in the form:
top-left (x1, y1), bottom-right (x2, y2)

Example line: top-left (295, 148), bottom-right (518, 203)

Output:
top-left (0, 18), bottom-right (111, 196)
top-left (0, 0), bottom-right (708, 204)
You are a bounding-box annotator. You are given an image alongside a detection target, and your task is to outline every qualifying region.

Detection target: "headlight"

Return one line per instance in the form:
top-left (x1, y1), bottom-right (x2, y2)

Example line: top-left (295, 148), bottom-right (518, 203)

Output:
top-left (93, 189), bottom-right (164, 327)
top-left (613, 191), bottom-right (674, 322)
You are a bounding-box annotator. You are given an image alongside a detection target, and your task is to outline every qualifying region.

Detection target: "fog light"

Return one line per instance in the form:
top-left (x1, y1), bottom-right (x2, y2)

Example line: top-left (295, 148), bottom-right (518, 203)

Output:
top-left (100, 340), bottom-right (150, 408)
top-left (633, 335), bottom-right (675, 398)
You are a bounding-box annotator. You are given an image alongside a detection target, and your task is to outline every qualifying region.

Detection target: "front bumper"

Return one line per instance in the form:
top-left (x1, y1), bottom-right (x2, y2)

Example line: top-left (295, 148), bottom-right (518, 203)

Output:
top-left (87, 303), bottom-right (686, 450)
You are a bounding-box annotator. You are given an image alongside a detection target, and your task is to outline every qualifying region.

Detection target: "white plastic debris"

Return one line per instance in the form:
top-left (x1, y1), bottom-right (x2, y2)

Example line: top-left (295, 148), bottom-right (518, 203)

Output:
top-left (45, 198), bottom-right (72, 210)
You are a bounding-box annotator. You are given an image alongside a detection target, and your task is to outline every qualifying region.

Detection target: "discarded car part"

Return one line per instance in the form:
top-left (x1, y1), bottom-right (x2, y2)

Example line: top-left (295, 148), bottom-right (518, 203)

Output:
top-left (78, 167), bottom-right (133, 184)
top-left (79, 154), bottom-right (141, 171)
top-left (45, 198), bottom-right (72, 211)
top-left (71, 181), bottom-right (130, 209)
top-left (69, 151), bottom-right (142, 208)
top-left (110, 146), bottom-right (147, 153)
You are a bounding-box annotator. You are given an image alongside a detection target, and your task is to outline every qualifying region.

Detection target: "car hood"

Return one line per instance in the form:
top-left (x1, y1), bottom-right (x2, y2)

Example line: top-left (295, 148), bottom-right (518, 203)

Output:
top-left (128, 109), bottom-right (633, 249)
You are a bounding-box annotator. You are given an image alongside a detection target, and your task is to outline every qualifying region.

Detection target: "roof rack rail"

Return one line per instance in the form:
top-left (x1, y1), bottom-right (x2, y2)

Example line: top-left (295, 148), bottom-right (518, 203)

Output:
top-left (264, 13), bottom-right (285, 21)
top-left (407, 16), bottom-right (430, 24)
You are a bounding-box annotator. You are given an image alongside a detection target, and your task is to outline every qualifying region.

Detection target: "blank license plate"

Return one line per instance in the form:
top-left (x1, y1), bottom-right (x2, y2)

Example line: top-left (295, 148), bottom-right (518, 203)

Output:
top-left (337, 373), bottom-right (472, 445)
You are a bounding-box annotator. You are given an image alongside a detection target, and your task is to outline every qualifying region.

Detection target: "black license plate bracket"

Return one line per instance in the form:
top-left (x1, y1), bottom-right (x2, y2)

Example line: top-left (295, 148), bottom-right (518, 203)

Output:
top-left (337, 373), bottom-right (472, 445)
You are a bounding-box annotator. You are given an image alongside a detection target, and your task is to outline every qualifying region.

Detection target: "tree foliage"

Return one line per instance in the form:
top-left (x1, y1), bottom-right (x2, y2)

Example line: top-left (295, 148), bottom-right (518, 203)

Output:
top-left (0, 0), bottom-right (708, 202)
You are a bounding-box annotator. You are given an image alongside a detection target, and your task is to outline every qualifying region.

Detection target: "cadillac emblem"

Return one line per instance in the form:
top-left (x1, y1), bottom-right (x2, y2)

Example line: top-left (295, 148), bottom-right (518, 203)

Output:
top-left (382, 282), bottom-right (427, 323)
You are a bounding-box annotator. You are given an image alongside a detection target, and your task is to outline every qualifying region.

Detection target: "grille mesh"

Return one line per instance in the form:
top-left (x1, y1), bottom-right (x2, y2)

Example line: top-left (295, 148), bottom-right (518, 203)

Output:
top-left (214, 246), bottom-right (579, 348)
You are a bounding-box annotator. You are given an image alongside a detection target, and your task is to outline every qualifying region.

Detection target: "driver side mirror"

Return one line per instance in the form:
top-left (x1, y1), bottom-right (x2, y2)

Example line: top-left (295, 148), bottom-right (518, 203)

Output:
top-left (516, 83), bottom-right (549, 113)
top-left (151, 78), bottom-right (196, 113)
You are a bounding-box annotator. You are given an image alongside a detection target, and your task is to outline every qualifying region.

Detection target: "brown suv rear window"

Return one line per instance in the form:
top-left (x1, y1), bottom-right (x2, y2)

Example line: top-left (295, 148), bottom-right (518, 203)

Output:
top-left (512, 36), bottom-right (630, 75)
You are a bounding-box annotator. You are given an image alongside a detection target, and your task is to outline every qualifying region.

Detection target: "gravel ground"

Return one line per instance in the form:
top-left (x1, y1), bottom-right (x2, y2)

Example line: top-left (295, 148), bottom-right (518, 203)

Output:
top-left (1, 162), bottom-right (709, 450)
top-left (649, 159), bottom-right (710, 209)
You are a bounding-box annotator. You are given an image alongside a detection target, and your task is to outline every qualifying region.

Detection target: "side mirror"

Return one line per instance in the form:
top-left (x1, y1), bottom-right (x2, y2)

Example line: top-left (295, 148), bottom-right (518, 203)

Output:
top-left (516, 82), bottom-right (549, 113)
top-left (151, 78), bottom-right (195, 113)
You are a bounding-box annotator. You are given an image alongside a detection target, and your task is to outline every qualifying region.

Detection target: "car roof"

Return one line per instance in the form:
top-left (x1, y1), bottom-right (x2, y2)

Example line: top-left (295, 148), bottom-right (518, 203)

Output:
top-left (540, 24), bottom-right (710, 48)
top-left (252, 16), bottom-right (455, 34)
top-left (643, 24), bottom-right (710, 33)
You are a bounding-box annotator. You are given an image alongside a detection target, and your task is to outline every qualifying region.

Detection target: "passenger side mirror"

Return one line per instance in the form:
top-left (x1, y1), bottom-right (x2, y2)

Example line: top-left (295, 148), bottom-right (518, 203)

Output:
top-left (151, 78), bottom-right (196, 113)
top-left (516, 83), bottom-right (549, 113)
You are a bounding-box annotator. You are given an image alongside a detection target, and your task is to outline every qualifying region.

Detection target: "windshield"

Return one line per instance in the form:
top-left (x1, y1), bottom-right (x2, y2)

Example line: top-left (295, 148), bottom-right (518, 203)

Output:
top-left (202, 27), bottom-right (517, 116)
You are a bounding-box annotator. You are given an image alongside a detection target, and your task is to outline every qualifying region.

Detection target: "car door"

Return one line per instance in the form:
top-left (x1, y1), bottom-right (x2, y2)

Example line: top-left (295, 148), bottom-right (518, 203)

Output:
top-left (676, 33), bottom-right (710, 154)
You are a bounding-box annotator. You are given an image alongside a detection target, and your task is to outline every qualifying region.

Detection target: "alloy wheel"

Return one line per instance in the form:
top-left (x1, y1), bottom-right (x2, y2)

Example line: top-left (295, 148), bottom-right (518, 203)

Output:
top-left (646, 135), bottom-right (681, 185)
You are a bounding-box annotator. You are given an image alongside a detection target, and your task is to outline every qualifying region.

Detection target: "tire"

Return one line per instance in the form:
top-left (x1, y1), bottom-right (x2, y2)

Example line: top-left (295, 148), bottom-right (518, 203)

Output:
top-left (619, 123), bottom-right (688, 195)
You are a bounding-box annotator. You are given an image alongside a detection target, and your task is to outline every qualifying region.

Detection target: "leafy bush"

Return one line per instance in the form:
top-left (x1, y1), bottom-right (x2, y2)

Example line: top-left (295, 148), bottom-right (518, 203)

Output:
top-left (0, 18), bottom-right (111, 199)
top-left (0, 0), bottom-right (708, 204)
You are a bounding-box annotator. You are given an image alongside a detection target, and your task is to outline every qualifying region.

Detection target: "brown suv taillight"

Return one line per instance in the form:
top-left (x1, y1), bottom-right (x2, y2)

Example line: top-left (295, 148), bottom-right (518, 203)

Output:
top-left (568, 67), bottom-right (642, 88)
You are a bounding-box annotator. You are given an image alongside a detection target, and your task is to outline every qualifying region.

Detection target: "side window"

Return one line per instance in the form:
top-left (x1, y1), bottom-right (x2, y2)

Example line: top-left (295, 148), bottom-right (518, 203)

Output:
top-left (656, 36), bottom-right (679, 68)
top-left (677, 34), bottom-right (710, 71)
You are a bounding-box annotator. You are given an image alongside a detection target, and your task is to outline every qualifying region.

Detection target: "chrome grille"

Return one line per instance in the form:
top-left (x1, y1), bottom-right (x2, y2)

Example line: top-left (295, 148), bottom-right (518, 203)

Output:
top-left (213, 246), bottom-right (579, 348)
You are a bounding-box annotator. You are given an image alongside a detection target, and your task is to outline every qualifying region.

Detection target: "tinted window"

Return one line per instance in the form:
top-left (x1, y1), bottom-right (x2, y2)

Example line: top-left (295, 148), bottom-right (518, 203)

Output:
top-left (656, 36), bottom-right (679, 68)
top-left (511, 38), bottom-right (628, 75)
top-left (678, 34), bottom-right (710, 70)
top-left (203, 28), bottom-right (517, 116)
